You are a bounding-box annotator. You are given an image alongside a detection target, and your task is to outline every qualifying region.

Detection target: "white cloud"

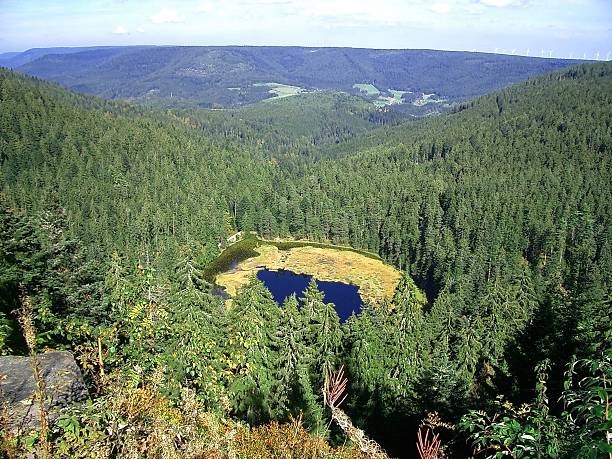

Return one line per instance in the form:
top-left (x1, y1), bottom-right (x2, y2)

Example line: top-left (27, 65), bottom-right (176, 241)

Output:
top-left (136, 27), bottom-right (145, 33)
top-left (184, 0), bottom-right (440, 29)
top-left (430, 3), bottom-right (451, 14)
top-left (150, 8), bottom-right (184, 24)
top-left (246, 0), bottom-right (293, 4)
top-left (297, 0), bottom-right (428, 27)
top-left (112, 25), bottom-right (129, 34)
top-left (197, 2), bottom-right (214, 13)
top-left (478, 0), bottom-right (528, 7)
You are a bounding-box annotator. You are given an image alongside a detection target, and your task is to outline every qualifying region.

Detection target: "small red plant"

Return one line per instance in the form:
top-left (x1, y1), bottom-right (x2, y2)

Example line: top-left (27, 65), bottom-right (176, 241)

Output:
top-left (416, 426), bottom-right (441, 459)
top-left (323, 365), bottom-right (348, 409)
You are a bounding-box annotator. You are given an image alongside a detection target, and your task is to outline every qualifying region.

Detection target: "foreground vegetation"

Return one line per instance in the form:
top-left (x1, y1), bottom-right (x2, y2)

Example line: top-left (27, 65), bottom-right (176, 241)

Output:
top-left (0, 61), bottom-right (610, 457)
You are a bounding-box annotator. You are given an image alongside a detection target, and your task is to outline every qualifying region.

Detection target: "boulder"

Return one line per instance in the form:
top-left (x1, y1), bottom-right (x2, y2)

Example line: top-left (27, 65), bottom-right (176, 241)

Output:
top-left (0, 351), bottom-right (88, 433)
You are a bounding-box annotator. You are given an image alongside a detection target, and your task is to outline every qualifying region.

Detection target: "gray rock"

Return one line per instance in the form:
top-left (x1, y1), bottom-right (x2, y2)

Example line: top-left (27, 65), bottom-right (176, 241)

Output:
top-left (0, 351), bottom-right (88, 433)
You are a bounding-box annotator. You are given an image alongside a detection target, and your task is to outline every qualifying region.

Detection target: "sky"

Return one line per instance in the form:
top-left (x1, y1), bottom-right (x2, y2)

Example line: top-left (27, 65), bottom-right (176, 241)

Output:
top-left (0, 0), bottom-right (610, 59)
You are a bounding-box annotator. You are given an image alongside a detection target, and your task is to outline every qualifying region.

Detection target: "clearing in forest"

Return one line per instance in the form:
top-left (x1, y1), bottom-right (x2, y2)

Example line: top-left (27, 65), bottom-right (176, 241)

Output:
top-left (253, 82), bottom-right (305, 99)
top-left (353, 83), bottom-right (381, 96)
top-left (213, 241), bottom-right (401, 306)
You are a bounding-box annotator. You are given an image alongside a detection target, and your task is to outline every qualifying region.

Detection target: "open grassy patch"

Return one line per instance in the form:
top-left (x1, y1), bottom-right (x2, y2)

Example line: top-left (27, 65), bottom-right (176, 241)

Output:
top-left (388, 89), bottom-right (409, 99)
top-left (253, 82), bottom-right (305, 99)
top-left (369, 88), bottom-right (410, 107)
top-left (212, 240), bottom-right (401, 306)
top-left (353, 83), bottom-right (380, 96)
top-left (413, 92), bottom-right (448, 107)
top-left (374, 96), bottom-right (401, 107)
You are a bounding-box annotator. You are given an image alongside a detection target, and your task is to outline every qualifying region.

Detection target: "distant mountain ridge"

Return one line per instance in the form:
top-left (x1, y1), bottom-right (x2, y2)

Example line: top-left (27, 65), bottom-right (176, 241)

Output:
top-left (0, 46), bottom-right (155, 69)
top-left (7, 45), bottom-right (585, 110)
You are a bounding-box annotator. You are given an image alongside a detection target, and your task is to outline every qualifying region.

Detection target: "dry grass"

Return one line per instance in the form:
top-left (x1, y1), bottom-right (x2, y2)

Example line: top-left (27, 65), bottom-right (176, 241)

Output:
top-left (234, 415), bottom-right (370, 459)
top-left (215, 244), bottom-right (401, 306)
top-left (18, 289), bottom-right (51, 458)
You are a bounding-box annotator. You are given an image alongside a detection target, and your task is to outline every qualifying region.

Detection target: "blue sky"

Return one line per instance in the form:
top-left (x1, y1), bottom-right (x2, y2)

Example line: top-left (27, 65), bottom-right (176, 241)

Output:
top-left (0, 0), bottom-right (610, 58)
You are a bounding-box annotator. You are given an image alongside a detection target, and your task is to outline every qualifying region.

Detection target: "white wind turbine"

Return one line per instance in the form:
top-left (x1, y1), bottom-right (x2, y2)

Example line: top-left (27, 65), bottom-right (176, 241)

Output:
top-left (525, 48), bottom-right (530, 56)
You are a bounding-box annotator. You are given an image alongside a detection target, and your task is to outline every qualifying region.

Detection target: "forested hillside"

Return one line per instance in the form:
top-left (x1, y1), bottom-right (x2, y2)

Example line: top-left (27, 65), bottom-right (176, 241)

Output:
top-left (0, 62), bottom-right (610, 458)
top-left (183, 91), bottom-right (405, 165)
top-left (0, 46), bottom-right (149, 69)
top-left (0, 69), bottom-right (277, 264)
top-left (11, 46), bottom-right (584, 109)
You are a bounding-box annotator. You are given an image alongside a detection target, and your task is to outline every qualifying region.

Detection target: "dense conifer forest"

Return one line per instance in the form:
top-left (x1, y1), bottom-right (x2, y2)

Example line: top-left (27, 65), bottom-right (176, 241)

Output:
top-left (0, 61), bottom-right (610, 458)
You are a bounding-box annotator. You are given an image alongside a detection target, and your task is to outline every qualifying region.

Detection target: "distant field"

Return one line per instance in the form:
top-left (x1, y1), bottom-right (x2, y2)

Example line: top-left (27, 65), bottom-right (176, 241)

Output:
top-left (374, 93), bottom-right (405, 107)
top-left (356, 86), bottom-right (411, 108)
top-left (388, 89), bottom-right (409, 99)
top-left (353, 83), bottom-right (381, 96)
top-left (253, 82), bottom-right (306, 99)
top-left (413, 92), bottom-right (448, 106)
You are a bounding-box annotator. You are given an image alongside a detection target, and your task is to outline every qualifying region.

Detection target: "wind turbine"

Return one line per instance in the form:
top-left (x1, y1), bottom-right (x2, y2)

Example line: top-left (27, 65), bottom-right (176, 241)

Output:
top-left (494, 47), bottom-right (499, 53)
top-left (595, 51), bottom-right (600, 60)
top-left (511, 48), bottom-right (516, 55)
top-left (540, 48), bottom-right (544, 57)
top-left (525, 48), bottom-right (530, 56)
top-left (583, 51), bottom-right (587, 59)
top-left (607, 51), bottom-right (611, 61)
top-left (548, 50), bottom-right (552, 58)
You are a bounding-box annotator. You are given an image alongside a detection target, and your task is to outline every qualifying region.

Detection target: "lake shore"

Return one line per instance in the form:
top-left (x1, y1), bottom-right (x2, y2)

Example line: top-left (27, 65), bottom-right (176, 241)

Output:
top-left (212, 240), bottom-right (401, 306)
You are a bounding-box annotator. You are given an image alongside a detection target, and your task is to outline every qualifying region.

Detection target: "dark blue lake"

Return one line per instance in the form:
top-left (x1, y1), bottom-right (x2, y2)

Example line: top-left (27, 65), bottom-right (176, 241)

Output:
top-left (256, 269), bottom-right (362, 323)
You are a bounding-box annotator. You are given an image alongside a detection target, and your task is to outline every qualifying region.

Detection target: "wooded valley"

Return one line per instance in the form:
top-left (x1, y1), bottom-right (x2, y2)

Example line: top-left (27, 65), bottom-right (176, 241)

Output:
top-left (0, 58), bottom-right (610, 458)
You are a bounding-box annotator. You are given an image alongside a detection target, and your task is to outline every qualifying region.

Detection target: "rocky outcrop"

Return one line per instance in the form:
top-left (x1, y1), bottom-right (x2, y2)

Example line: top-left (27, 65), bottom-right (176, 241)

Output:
top-left (0, 351), bottom-right (88, 432)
